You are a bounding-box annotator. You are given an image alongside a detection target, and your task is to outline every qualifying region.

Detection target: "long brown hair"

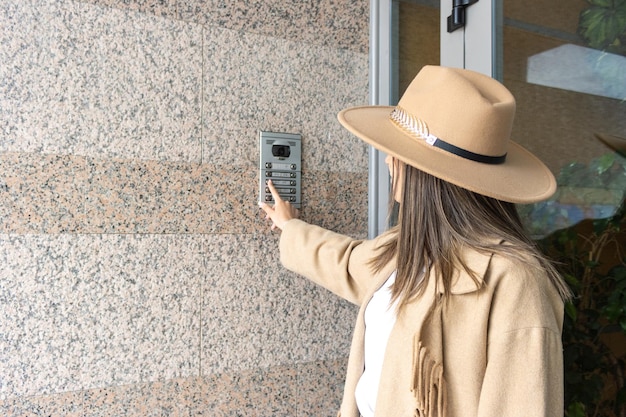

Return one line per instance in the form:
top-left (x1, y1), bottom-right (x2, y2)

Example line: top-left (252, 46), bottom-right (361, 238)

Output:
top-left (371, 160), bottom-right (572, 308)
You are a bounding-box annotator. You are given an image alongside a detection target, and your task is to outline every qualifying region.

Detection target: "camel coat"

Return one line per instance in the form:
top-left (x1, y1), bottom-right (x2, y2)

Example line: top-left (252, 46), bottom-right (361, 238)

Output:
top-left (279, 219), bottom-right (565, 417)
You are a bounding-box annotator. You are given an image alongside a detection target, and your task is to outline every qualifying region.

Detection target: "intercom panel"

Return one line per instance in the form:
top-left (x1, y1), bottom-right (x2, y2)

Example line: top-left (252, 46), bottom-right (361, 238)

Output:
top-left (259, 131), bottom-right (302, 208)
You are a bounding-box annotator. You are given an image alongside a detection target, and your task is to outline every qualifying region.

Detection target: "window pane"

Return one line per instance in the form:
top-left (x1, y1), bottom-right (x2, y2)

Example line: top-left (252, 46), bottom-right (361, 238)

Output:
top-left (501, 0), bottom-right (626, 237)
top-left (392, 0), bottom-right (440, 103)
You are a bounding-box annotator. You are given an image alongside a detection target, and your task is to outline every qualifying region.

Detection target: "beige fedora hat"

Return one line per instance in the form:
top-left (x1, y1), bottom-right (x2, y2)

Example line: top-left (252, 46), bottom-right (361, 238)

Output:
top-left (338, 65), bottom-right (556, 203)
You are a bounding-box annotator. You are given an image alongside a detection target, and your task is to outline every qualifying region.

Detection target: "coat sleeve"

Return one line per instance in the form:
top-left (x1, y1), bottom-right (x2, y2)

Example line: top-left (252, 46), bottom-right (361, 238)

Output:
top-left (278, 219), bottom-right (393, 305)
top-left (477, 327), bottom-right (564, 417)
top-left (476, 257), bottom-right (565, 417)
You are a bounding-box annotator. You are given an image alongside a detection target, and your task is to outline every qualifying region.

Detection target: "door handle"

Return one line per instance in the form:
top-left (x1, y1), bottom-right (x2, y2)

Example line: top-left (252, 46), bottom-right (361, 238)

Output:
top-left (447, 0), bottom-right (479, 33)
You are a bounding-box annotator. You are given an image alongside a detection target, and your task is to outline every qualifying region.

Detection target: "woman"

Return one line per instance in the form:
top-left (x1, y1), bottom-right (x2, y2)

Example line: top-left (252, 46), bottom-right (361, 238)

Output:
top-left (259, 66), bottom-right (571, 417)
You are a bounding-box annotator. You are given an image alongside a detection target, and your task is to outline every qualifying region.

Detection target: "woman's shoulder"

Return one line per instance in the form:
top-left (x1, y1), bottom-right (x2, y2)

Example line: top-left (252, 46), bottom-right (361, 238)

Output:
top-left (456, 240), bottom-right (558, 300)
top-left (483, 249), bottom-right (564, 328)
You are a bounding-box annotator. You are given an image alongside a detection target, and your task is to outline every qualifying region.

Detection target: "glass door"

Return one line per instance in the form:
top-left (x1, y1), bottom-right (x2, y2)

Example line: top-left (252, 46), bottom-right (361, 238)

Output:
top-left (370, 0), bottom-right (625, 238)
top-left (369, 0), bottom-right (498, 237)
top-left (497, 8), bottom-right (625, 415)
top-left (373, 1), bottom-right (626, 414)
top-left (369, 0), bottom-right (442, 237)
top-left (497, 1), bottom-right (625, 238)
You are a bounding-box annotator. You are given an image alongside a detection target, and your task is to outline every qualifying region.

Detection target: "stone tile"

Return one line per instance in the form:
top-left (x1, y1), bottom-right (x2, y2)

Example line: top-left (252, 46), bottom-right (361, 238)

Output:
top-left (0, 0), bottom-right (370, 413)
top-left (79, 0), bottom-right (178, 19)
top-left (84, 158), bottom-right (207, 234)
top-left (234, 366), bottom-right (298, 417)
top-left (0, 234), bottom-right (202, 399)
top-left (83, 382), bottom-right (167, 417)
top-left (83, 160), bottom-right (259, 235)
top-left (194, 165), bottom-right (260, 234)
top-left (0, 364), bottom-right (346, 416)
top-left (83, 386), bottom-right (126, 416)
top-left (297, 359), bottom-right (347, 417)
top-left (300, 170), bottom-right (368, 238)
top-left (189, 374), bottom-right (239, 417)
top-left (156, 377), bottom-right (204, 416)
top-left (188, 368), bottom-right (297, 417)
top-left (178, 0), bottom-right (369, 53)
top-left (201, 233), bottom-right (358, 376)
top-left (75, 0), bottom-right (368, 52)
top-left (0, 0), bottom-right (202, 162)
top-left (202, 26), bottom-right (369, 173)
top-left (0, 153), bottom-right (87, 234)
top-left (0, 391), bottom-right (83, 416)
top-left (0, 153), bottom-right (367, 235)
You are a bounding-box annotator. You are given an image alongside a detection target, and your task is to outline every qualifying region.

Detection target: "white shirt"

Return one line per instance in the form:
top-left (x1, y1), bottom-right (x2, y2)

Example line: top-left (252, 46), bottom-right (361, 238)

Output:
top-left (355, 271), bottom-right (398, 417)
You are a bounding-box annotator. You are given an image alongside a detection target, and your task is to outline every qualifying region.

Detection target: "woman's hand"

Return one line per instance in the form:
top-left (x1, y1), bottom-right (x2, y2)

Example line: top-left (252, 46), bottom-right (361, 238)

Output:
top-left (258, 179), bottom-right (299, 231)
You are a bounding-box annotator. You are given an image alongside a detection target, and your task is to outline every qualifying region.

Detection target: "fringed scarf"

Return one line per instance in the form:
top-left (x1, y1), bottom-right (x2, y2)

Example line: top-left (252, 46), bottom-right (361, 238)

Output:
top-left (411, 288), bottom-right (447, 417)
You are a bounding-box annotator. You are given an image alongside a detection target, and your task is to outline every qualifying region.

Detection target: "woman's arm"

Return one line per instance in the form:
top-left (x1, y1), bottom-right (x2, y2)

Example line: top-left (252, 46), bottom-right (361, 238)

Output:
top-left (259, 179), bottom-right (394, 305)
top-left (279, 219), bottom-right (383, 305)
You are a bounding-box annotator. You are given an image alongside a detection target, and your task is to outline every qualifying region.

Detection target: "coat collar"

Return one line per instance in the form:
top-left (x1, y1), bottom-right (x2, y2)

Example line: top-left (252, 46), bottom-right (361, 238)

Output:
top-left (447, 245), bottom-right (495, 295)
top-left (370, 230), bottom-right (498, 296)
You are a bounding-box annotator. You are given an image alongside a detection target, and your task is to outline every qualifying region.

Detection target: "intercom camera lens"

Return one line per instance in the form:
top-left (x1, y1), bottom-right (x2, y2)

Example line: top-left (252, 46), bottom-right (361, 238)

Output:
top-left (272, 145), bottom-right (291, 158)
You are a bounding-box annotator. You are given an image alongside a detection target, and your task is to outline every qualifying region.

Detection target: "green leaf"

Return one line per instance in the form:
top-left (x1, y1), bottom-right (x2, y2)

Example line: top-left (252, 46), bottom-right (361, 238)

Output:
top-left (579, 1), bottom-right (626, 49)
top-left (603, 302), bottom-right (623, 321)
top-left (566, 401), bottom-right (586, 417)
top-left (595, 153), bottom-right (615, 174)
top-left (564, 273), bottom-right (580, 288)
top-left (565, 302), bottom-right (578, 321)
top-left (588, 0), bottom-right (614, 8)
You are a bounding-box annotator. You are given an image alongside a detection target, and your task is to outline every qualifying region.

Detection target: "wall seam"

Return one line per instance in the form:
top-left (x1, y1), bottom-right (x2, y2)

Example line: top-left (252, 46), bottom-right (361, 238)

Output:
top-left (198, 23), bottom-right (207, 381)
top-left (199, 236), bottom-right (205, 380)
top-left (200, 24), bottom-right (206, 165)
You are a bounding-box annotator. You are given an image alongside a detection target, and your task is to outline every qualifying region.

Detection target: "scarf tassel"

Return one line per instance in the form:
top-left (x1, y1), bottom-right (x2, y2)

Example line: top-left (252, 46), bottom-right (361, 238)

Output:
top-left (411, 337), bottom-right (446, 417)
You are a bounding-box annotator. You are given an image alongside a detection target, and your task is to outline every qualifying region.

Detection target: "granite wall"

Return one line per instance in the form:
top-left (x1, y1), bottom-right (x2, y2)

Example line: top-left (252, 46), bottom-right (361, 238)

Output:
top-left (0, 0), bottom-right (370, 415)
